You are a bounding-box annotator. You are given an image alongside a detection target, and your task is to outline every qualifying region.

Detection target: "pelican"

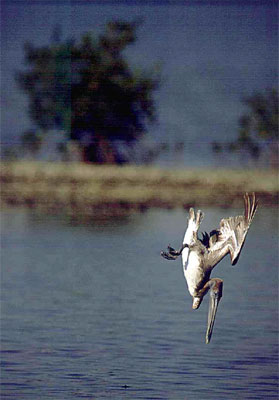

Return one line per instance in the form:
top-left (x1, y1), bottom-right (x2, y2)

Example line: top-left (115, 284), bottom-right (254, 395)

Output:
top-left (161, 193), bottom-right (258, 343)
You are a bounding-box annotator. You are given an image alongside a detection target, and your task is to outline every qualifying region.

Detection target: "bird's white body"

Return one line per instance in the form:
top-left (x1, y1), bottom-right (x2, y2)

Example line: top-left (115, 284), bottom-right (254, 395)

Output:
top-left (161, 193), bottom-right (258, 343)
top-left (181, 214), bottom-right (205, 297)
top-left (183, 248), bottom-right (204, 297)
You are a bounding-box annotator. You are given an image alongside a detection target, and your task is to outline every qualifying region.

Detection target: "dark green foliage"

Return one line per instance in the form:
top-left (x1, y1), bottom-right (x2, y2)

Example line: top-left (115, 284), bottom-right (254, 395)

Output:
top-left (16, 20), bottom-right (160, 163)
top-left (237, 89), bottom-right (278, 156)
top-left (213, 88), bottom-right (278, 167)
top-left (21, 130), bottom-right (42, 154)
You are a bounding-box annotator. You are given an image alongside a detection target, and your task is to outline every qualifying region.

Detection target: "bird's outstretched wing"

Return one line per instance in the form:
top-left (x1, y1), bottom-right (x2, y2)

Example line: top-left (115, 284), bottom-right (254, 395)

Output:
top-left (207, 193), bottom-right (258, 267)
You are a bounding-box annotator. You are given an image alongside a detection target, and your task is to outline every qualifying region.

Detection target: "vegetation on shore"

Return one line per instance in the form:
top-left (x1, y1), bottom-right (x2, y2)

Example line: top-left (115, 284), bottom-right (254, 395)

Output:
top-left (1, 162), bottom-right (278, 218)
top-left (17, 21), bottom-right (160, 164)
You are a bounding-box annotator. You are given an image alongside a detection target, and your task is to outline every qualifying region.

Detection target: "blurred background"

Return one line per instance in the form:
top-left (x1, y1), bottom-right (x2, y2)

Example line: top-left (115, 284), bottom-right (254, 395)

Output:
top-left (1, 0), bottom-right (278, 167)
top-left (1, 1), bottom-right (278, 399)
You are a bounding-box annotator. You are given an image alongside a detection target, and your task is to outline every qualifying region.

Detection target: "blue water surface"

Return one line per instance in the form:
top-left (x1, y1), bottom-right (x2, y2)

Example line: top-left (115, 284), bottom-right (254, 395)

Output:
top-left (1, 207), bottom-right (278, 399)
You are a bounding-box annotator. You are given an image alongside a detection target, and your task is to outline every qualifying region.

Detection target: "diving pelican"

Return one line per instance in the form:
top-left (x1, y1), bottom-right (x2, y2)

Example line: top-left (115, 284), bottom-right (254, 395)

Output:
top-left (161, 193), bottom-right (258, 343)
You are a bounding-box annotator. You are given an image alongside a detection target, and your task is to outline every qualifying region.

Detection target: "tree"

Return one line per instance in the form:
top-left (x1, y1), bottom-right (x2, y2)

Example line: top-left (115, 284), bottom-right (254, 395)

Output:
top-left (21, 130), bottom-right (42, 156)
top-left (16, 20), bottom-right (160, 163)
top-left (213, 88), bottom-right (278, 168)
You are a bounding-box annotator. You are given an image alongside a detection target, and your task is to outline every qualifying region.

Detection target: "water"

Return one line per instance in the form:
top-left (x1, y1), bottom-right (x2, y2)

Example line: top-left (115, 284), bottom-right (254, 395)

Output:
top-left (1, 207), bottom-right (278, 399)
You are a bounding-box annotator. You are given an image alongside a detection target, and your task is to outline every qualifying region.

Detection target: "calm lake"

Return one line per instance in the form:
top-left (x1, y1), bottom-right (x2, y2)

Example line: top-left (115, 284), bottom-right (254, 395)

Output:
top-left (1, 207), bottom-right (278, 399)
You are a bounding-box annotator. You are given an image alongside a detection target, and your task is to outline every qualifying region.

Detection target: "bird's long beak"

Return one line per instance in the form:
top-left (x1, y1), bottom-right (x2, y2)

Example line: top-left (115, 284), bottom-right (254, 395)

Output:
top-left (205, 293), bottom-right (221, 344)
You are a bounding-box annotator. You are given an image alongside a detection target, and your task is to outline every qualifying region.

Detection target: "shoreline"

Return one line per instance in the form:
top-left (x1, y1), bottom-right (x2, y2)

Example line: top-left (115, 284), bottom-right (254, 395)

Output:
top-left (1, 162), bottom-right (278, 218)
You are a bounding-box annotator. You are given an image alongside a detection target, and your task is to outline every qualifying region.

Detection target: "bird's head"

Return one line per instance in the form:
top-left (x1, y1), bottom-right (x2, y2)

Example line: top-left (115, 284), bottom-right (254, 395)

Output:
top-left (192, 296), bottom-right (203, 309)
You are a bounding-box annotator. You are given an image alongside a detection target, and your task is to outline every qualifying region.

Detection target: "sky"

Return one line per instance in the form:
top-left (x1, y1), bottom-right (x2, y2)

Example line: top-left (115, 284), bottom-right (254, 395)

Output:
top-left (1, 0), bottom-right (278, 165)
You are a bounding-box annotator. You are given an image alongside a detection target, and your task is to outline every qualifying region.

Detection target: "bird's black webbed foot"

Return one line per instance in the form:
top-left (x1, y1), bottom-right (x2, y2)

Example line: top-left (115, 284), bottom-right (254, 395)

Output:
top-left (168, 245), bottom-right (181, 256)
top-left (160, 251), bottom-right (178, 260)
top-left (161, 243), bottom-right (188, 260)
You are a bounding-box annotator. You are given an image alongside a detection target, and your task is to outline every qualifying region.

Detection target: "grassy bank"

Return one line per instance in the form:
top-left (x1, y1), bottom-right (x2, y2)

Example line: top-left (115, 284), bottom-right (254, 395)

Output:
top-left (1, 162), bottom-right (278, 218)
